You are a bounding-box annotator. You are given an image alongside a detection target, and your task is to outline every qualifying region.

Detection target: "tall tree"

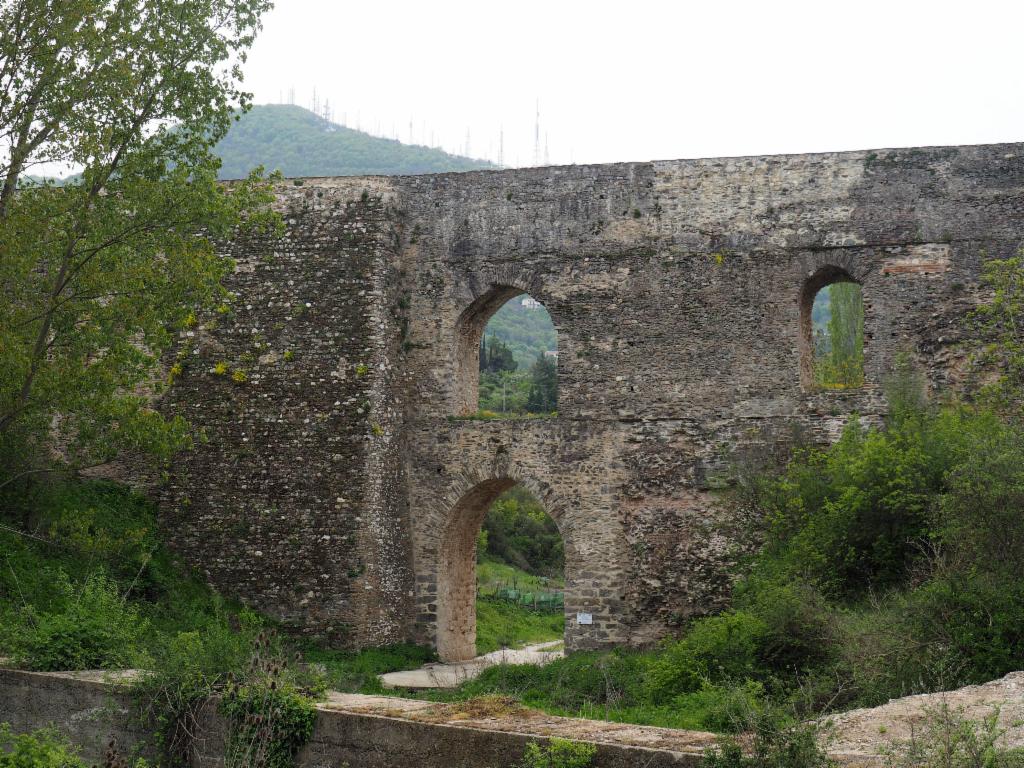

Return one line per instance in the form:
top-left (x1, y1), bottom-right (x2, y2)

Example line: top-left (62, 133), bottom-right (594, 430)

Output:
top-left (0, 0), bottom-right (277, 486)
top-left (526, 354), bottom-right (558, 413)
top-left (815, 282), bottom-right (864, 388)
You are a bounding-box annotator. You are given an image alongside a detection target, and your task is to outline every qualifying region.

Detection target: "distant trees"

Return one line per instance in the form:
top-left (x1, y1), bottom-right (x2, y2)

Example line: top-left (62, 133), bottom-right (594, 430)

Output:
top-left (476, 297), bottom-right (558, 416)
top-left (481, 486), bottom-right (563, 577)
top-left (526, 355), bottom-right (558, 413)
top-left (479, 336), bottom-right (517, 374)
top-left (478, 349), bottom-right (558, 415)
top-left (813, 283), bottom-right (865, 388)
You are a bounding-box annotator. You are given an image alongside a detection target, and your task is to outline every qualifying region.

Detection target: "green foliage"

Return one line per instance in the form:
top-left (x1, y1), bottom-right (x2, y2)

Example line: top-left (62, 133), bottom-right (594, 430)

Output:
top-left (645, 612), bottom-right (769, 704)
top-left (968, 253), bottom-right (1024, 411)
top-left (881, 703), bottom-right (1024, 768)
top-left (0, 0), bottom-right (279, 485)
top-left (301, 643), bottom-right (435, 694)
top-left (422, 648), bottom-right (767, 732)
top-left (746, 410), bottom-right (948, 599)
top-left (214, 104), bottom-right (496, 179)
top-left (701, 707), bottom-right (835, 768)
top-left (480, 336), bottom-right (518, 374)
top-left (518, 738), bottom-right (596, 768)
top-left (0, 479), bottom-right (246, 666)
top-left (480, 298), bottom-right (557, 372)
top-left (726, 391), bottom-right (1024, 708)
top-left (220, 652), bottom-right (318, 768)
top-left (475, 597), bottom-right (565, 655)
top-left (0, 724), bottom-right (87, 768)
top-left (812, 283), bottom-right (864, 388)
top-left (478, 297), bottom-right (558, 415)
top-left (481, 487), bottom-right (564, 577)
top-left (14, 570), bottom-right (149, 671)
top-left (526, 355), bottom-right (559, 413)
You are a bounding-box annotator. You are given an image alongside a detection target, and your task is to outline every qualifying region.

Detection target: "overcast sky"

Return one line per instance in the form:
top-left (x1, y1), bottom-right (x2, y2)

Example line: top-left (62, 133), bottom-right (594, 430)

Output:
top-left (243, 0), bottom-right (1023, 168)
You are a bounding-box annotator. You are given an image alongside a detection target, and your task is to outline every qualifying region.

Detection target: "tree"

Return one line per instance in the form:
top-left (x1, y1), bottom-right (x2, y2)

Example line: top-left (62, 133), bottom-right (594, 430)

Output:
top-left (526, 354), bottom-right (558, 413)
top-left (480, 335), bottom-right (517, 374)
top-left (0, 0), bottom-right (278, 486)
top-left (814, 282), bottom-right (864, 388)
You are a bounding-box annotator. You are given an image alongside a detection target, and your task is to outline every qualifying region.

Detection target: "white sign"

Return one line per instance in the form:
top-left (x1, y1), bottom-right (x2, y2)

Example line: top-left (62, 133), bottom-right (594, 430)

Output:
top-left (576, 612), bottom-right (593, 625)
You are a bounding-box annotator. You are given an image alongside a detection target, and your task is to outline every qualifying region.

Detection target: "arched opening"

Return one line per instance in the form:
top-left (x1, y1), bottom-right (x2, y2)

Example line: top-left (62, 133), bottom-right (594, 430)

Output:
top-left (454, 289), bottom-right (558, 417)
top-left (800, 266), bottom-right (865, 389)
top-left (437, 480), bottom-right (565, 662)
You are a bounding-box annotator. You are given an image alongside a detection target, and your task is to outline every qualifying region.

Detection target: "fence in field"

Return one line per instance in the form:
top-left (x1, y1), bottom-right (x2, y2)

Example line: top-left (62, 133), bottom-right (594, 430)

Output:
top-left (477, 577), bottom-right (564, 613)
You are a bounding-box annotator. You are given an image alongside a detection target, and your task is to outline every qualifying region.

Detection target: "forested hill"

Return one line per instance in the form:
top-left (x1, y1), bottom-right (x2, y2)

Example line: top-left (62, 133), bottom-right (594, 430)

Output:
top-left (213, 104), bottom-right (497, 179)
top-left (483, 298), bottom-right (557, 370)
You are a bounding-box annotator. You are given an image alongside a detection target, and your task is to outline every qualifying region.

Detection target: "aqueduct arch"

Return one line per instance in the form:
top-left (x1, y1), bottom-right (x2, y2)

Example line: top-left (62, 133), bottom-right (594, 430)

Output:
top-left (452, 278), bottom-right (558, 416)
top-left (435, 475), bottom-right (570, 662)
top-left (159, 143), bottom-right (1024, 652)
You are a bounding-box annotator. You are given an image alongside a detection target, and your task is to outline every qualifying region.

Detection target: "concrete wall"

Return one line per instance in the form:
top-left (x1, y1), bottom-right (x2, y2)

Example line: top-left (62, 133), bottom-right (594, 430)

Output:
top-left (161, 143), bottom-right (1024, 656)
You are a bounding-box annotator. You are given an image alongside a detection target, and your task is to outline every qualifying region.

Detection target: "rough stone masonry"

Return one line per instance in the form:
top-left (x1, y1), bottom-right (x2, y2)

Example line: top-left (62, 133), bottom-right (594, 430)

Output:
top-left (160, 143), bottom-right (1024, 661)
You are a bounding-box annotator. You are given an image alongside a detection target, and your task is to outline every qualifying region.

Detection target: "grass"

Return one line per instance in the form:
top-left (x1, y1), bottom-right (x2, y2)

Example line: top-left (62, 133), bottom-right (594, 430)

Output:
top-left (475, 599), bottom-right (564, 655)
top-left (302, 643), bottom-right (435, 694)
top-left (478, 557), bottom-right (564, 590)
top-left (475, 556), bottom-right (565, 655)
top-left (0, 479), bottom-right (247, 665)
top-left (405, 647), bottom-right (763, 733)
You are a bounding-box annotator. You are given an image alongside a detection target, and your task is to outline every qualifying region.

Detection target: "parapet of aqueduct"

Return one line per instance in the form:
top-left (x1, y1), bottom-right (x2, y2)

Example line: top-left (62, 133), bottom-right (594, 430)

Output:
top-left (159, 143), bottom-right (1024, 661)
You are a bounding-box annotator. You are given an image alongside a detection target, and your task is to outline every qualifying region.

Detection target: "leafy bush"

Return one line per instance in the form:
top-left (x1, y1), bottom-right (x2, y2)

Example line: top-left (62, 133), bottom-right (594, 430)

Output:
top-left (220, 681), bottom-right (316, 768)
top-left (701, 707), bottom-right (835, 768)
top-left (518, 738), bottom-right (596, 768)
top-left (0, 724), bottom-right (86, 768)
top-left (645, 612), bottom-right (768, 704)
top-left (15, 570), bottom-right (148, 671)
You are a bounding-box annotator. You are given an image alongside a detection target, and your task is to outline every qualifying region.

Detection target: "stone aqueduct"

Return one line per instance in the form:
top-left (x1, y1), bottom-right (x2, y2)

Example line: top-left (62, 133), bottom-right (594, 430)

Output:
top-left (160, 143), bottom-right (1024, 661)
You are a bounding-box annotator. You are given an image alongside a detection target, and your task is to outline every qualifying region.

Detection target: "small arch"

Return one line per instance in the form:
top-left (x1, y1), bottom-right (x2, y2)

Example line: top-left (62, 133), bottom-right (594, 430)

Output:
top-left (454, 285), bottom-right (558, 416)
top-left (800, 265), bottom-right (865, 389)
top-left (436, 476), bottom-right (568, 662)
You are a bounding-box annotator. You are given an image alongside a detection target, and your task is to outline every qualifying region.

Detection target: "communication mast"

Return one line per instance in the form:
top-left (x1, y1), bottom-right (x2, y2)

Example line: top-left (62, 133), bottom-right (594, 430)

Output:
top-left (533, 99), bottom-right (541, 166)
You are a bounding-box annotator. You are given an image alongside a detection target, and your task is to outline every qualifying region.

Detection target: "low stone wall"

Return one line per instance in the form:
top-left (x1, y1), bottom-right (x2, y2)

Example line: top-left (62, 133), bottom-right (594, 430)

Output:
top-left (0, 669), bottom-right (705, 767)
top-left (0, 669), bottom-right (156, 765)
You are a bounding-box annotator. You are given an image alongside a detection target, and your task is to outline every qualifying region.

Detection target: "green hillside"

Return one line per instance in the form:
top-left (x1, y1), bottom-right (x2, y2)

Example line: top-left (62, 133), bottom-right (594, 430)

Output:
top-left (214, 104), bottom-right (496, 179)
top-left (483, 298), bottom-right (557, 370)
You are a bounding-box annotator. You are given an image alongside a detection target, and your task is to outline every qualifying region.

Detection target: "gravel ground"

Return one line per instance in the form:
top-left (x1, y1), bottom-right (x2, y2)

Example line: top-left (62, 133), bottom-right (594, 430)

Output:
top-left (825, 672), bottom-right (1024, 765)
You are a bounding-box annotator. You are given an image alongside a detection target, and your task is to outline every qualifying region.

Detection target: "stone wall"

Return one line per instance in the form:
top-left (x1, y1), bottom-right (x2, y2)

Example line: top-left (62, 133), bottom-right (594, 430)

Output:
top-left (160, 178), bottom-right (411, 647)
top-left (0, 669), bottom-right (707, 768)
top-left (162, 143), bottom-right (1024, 656)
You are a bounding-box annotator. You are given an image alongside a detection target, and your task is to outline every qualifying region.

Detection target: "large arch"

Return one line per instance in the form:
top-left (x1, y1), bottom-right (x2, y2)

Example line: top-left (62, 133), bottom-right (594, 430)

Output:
top-left (435, 473), bottom-right (572, 662)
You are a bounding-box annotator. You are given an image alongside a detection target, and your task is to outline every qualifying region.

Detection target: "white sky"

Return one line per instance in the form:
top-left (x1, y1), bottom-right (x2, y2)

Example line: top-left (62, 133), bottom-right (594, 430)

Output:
top-left (242, 0), bottom-right (1024, 167)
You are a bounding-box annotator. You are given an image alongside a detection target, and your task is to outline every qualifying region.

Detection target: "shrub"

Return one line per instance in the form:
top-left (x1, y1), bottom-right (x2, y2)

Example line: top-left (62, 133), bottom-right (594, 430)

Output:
top-left (220, 681), bottom-right (316, 768)
top-left (701, 706), bottom-right (835, 768)
top-left (519, 738), bottom-right (596, 768)
top-left (0, 724), bottom-right (86, 768)
top-left (645, 612), bottom-right (768, 704)
top-left (15, 570), bottom-right (148, 671)
top-left (132, 610), bottom-right (274, 765)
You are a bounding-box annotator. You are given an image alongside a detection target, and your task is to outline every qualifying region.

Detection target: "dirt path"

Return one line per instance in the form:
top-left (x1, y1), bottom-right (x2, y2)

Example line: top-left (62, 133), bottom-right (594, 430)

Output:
top-left (379, 640), bottom-right (563, 689)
